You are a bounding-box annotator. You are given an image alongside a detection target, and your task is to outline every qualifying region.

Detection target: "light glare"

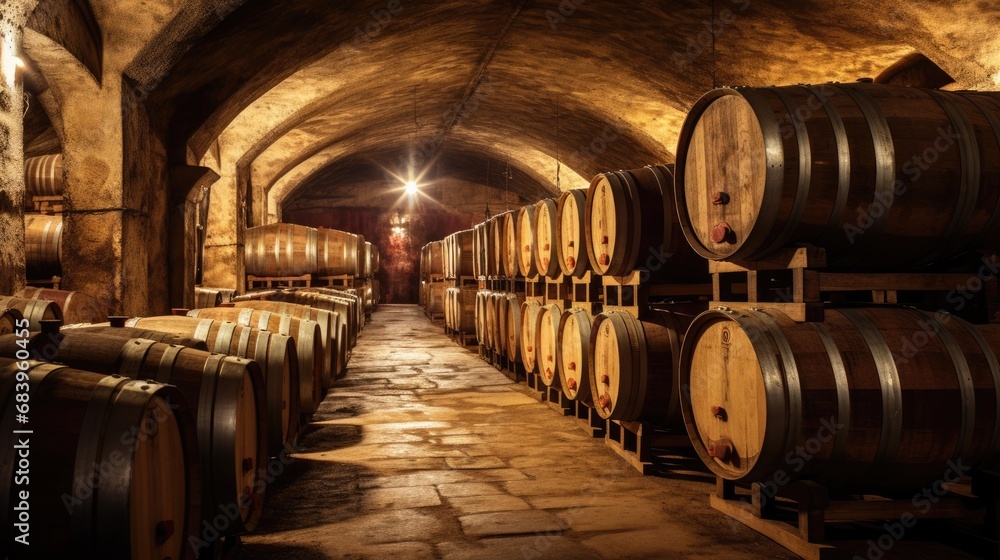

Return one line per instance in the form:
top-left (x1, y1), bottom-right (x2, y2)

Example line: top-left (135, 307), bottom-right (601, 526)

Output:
top-left (405, 181), bottom-right (418, 195)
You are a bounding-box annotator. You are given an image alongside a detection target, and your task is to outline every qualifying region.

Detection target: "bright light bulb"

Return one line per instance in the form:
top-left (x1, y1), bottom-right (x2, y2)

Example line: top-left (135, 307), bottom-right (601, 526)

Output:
top-left (405, 181), bottom-right (418, 195)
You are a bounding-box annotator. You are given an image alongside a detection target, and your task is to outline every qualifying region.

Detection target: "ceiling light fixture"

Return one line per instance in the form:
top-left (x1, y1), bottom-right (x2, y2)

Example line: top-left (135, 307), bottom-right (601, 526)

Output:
top-left (405, 181), bottom-right (418, 195)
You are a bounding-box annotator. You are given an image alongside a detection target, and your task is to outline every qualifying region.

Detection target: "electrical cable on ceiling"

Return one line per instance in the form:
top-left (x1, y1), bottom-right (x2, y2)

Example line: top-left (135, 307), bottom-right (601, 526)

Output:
top-left (23, 92), bottom-right (29, 118)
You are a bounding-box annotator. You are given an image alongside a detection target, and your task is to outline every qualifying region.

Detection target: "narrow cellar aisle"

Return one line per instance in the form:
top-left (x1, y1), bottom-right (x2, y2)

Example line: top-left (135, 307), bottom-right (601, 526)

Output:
top-left (240, 305), bottom-right (796, 560)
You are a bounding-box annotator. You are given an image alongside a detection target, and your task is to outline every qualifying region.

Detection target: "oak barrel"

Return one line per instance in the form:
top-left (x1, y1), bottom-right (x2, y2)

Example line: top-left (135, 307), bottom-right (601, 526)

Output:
top-left (244, 223), bottom-right (317, 277)
top-left (589, 309), bottom-right (693, 424)
top-left (535, 304), bottom-right (562, 387)
top-left (0, 359), bottom-right (199, 560)
top-left (558, 308), bottom-right (593, 404)
top-left (586, 165), bottom-right (705, 280)
top-left (24, 213), bottom-right (62, 279)
top-left (499, 210), bottom-right (520, 279)
top-left (194, 287), bottom-right (223, 309)
top-left (231, 300), bottom-right (343, 381)
top-left (516, 205), bottom-right (538, 278)
top-left (0, 296), bottom-right (62, 331)
top-left (24, 154), bottom-right (63, 198)
top-left (19, 288), bottom-right (106, 326)
top-left (534, 198), bottom-right (561, 278)
top-left (503, 292), bottom-right (525, 362)
top-left (519, 299), bottom-right (543, 372)
top-left (61, 324), bottom-right (209, 350)
top-left (316, 228), bottom-right (360, 277)
top-left (556, 189), bottom-right (590, 278)
top-left (8, 331), bottom-right (268, 534)
top-left (188, 307), bottom-right (328, 400)
top-left (680, 307), bottom-right (1000, 492)
top-left (122, 315), bottom-right (300, 452)
top-left (674, 83), bottom-right (1000, 267)
top-left (0, 309), bottom-right (24, 335)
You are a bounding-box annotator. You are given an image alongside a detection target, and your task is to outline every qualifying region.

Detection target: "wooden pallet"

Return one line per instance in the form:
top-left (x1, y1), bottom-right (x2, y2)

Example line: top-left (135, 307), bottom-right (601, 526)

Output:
top-left (524, 369), bottom-right (547, 402)
top-left (524, 276), bottom-right (545, 302)
top-left (711, 247), bottom-right (1000, 323)
top-left (247, 274), bottom-right (311, 289)
top-left (543, 384), bottom-right (575, 416)
top-left (451, 330), bottom-right (478, 347)
top-left (569, 271), bottom-right (602, 314)
top-left (544, 273), bottom-right (572, 303)
top-left (604, 419), bottom-right (694, 475)
top-left (315, 274), bottom-right (353, 288)
top-left (711, 476), bottom-right (996, 560)
top-left (603, 270), bottom-right (713, 319)
top-left (571, 399), bottom-right (607, 438)
top-left (31, 195), bottom-right (63, 214)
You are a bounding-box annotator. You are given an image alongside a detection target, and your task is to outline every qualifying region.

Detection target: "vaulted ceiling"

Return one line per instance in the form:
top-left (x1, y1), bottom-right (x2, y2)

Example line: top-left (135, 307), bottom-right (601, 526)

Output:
top-left (22, 0), bottom-right (1000, 216)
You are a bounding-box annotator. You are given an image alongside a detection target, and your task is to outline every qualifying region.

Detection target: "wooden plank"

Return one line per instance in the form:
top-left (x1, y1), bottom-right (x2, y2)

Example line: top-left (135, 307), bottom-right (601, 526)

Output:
top-left (647, 283), bottom-right (714, 297)
top-left (709, 301), bottom-right (824, 323)
top-left (824, 498), bottom-right (967, 522)
top-left (819, 272), bottom-right (972, 292)
top-left (710, 495), bottom-right (837, 560)
top-left (708, 247), bottom-right (828, 273)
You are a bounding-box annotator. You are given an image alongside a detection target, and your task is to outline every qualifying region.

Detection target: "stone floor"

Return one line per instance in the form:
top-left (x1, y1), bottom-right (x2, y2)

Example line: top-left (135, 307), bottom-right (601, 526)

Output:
top-left (241, 305), bottom-right (982, 560)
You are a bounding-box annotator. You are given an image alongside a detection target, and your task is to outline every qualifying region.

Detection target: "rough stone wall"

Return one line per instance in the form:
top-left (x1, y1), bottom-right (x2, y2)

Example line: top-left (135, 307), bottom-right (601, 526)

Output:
top-left (0, 2), bottom-right (38, 295)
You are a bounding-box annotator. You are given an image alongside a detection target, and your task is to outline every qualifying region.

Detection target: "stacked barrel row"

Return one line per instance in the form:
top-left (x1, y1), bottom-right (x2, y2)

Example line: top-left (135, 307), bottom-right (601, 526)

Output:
top-left (0, 282), bottom-right (365, 558)
top-left (421, 163), bottom-right (710, 434)
top-left (673, 82), bottom-right (1000, 494)
top-left (424, 83), bottom-right (1000, 501)
top-left (244, 223), bottom-right (379, 316)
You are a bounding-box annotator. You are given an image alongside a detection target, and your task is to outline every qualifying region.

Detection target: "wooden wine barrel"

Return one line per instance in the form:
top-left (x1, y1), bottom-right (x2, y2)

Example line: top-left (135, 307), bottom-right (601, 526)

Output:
top-left (503, 293), bottom-right (525, 362)
top-left (194, 287), bottom-right (223, 308)
top-left (24, 154), bottom-right (64, 198)
top-left (61, 324), bottom-right (209, 350)
top-left (0, 296), bottom-right (62, 331)
top-left (516, 205), bottom-right (539, 278)
top-left (317, 228), bottom-right (360, 277)
top-left (245, 223), bottom-right (318, 277)
top-left (188, 307), bottom-right (329, 397)
top-left (498, 210), bottom-right (519, 279)
top-left (556, 189), bottom-right (590, 278)
top-left (370, 243), bottom-right (380, 275)
top-left (0, 309), bottom-right (23, 335)
top-left (6, 331), bottom-right (268, 534)
top-left (361, 241), bottom-right (374, 278)
top-left (680, 307), bottom-right (1000, 492)
top-left (427, 241), bottom-right (444, 276)
top-left (452, 288), bottom-right (477, 334)
top-left (472, 223), bottom-right (484, 278)
top-left (496, 292), bottom-right (510, 355)
top-left (520, 299), bottom-right (542, 372)
top-left (122, 315), bottom-right (300, 452)
top-left (489, 213), bottom-right (508, 278)
top-left (589, 309), bottom-right (693, 424)
top-left (295, 287), bottom-right (364, 336)
top-left (585, 165), bottom-right (706, 280)
top-left (454, 229), bottom-right (475, 278)
top-left (674, 83), bottom-right (1000, 268)
top-left (474, 291), bottom-right (488, 343)
top-left (356, 234), bottom-right (368, 278)
top-left (483, 292), bottom-right (498, 351)
top-left (558, 308), bottom-right (593, 404)
top-left (229, 300), bottom-right (342, 380)
top-left (19, 288), bottom-right (107, 326)
top-left (444, 288), bottom-right (454, 330)
top-left (269, 290), bottom-right (359, 351)
top-left (534, 198), bottom-right (561, 278)
top-left (24, 213), bottom-right (62, 279)
top-left (535, 304), bottom-right (562, 387)
top-left (0, 359), bottom-right (199, 560)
